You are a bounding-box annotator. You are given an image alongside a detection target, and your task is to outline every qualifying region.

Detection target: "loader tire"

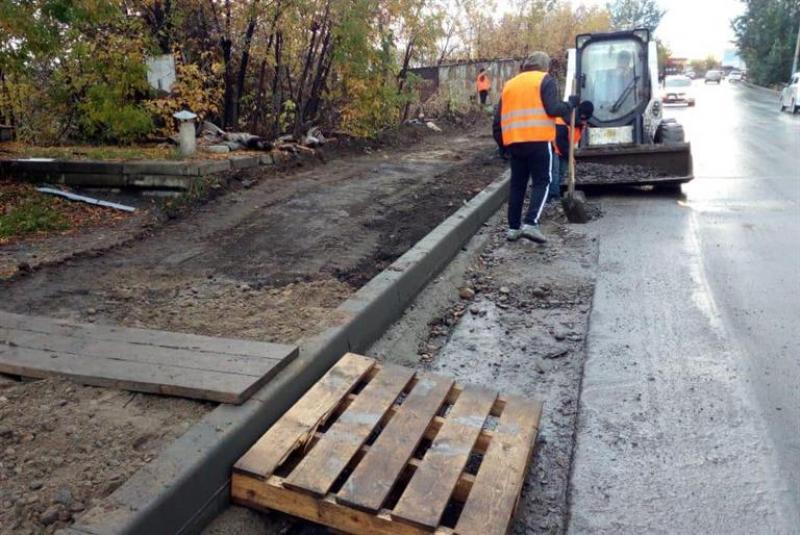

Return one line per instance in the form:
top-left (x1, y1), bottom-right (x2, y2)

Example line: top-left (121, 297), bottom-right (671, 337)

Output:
top-left (656, 122), bottom-right (685, 145)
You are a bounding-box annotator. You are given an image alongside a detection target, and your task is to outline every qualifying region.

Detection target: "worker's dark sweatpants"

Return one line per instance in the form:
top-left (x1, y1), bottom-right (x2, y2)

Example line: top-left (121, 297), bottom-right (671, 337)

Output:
top-left (507, 141), bottom-right (552, 230)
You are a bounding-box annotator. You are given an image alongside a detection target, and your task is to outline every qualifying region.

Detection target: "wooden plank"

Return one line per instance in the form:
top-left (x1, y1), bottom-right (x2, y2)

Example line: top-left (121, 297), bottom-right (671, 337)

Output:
top-left (0, 327), bottom-right (281, 377)
top-left (0, 311), bottom-right (291, 359)
top-left (391, 386), bottom-right (497, 529)
top-left (233, 474), bottom-right (440, 535)
top-left (455, 395), bottom-right (543, 535)
top-left (0, 344), bottom-right (262, 404)
top-left (314, 440), bottom-right (479, 502)
top-left (235, 353), bottom-right (375, 478)
top-left (337, 373), bottom-right (454, 512)
top-left (285, 364), bottom-right (415, 496)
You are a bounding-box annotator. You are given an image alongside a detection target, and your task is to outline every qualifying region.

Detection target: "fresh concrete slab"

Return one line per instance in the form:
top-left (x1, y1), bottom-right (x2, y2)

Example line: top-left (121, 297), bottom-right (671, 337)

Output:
top-left (568, 196), bottom-right (794, 534)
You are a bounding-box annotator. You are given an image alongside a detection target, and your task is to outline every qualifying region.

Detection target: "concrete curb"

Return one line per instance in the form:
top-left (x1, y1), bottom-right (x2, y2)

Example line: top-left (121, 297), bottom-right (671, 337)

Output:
top-left (64, 171), bottom-right (510, 535)
top-left (0, 154), bottom-right (279, 190)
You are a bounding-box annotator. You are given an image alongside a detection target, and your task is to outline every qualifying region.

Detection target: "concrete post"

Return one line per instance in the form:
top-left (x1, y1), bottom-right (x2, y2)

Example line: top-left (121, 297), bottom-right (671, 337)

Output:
top-left (173, 110), bottom-right (198, 157)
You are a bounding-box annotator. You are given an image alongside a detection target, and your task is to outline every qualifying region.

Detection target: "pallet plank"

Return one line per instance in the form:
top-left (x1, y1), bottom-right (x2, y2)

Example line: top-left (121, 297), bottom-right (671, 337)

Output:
top-left (0, 344), bottom-right (259, 404)
top-left (235, 353), bottom-right (375, 478)
top-left (285, 364), bottom-right (415, 496)
top-left (232, 474), bottom-right (436, 535)
top-left (391, 386), bottom-right (497, 528)
top-left (0, 310), bottom-right (289, 359)
top-left (0, 327), bottom-right (276, 377)
top-left (337, 373), bottom-right (454, 512)
top-left (455, 395), bottom-right (543, 535)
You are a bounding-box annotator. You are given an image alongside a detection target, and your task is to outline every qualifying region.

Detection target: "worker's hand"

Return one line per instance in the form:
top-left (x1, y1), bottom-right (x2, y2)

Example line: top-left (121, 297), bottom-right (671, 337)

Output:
top-left (578, 100), bottom-right (594, 120)
top-left (568, 95), bottom-right (580, 108)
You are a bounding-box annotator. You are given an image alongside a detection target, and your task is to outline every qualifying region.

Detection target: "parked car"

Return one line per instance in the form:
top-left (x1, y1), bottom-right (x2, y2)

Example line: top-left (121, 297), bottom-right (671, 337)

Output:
top-left (728, 70), bottom-right (744, 82)
top-left (704, 70), bottom-right (722, 84)
top-left (780, 72), bottom-right (800, 113)
top-left (661, 75), bottom-right (696, 106)
top-left (685, 71), bottom-right (696, 79)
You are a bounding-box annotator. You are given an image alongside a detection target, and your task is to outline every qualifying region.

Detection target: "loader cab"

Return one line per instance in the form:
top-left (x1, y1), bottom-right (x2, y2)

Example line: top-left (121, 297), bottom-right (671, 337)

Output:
top-left (573, 29), bottom-right (657, 146)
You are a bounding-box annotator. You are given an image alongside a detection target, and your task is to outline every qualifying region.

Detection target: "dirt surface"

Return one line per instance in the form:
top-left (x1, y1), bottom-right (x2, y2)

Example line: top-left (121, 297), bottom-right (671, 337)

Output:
top-left (0, 376), bottom-right (210, 534)
top-left (576, 162), bottom-right (673, 185)
top-left (1, 127), bottom-right (501, 340)
top-left (406, 208), bottom-right (598, 534)
top-left (0, 118), bottom-right (507, 533)
top-left (0, 182), bottom-right (150, 279)
top-left (206, 204), bottom-right (600, 534)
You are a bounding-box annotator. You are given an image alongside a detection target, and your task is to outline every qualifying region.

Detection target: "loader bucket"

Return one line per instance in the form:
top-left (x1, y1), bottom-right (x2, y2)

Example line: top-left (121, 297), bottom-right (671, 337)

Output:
top-left (574, 142), bottom-right (693, 187)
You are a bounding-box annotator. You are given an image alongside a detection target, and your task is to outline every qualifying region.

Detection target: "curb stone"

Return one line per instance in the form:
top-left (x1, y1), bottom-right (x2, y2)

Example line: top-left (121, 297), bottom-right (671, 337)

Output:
top-left (62, 171), bottom-right (510, 535)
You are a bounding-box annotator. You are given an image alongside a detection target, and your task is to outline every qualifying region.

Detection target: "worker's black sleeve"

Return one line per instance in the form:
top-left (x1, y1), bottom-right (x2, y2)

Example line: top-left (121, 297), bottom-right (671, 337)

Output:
top-left (492, 98), bottom-right (503, 148)
top-left (541, 74), bottom-right (571, 118)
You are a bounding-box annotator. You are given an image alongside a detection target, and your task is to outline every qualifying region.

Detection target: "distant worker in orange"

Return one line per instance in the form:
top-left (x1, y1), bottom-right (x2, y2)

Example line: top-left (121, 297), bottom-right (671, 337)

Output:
top-left (476, 67), bottom-right (491, 105)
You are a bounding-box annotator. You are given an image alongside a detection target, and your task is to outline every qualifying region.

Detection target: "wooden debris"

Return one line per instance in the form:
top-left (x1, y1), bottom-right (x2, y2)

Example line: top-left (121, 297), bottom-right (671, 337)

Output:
top-left (0, 311), bottom-right (298, 404)
top-left (232, 353), bottom-right (543, 534)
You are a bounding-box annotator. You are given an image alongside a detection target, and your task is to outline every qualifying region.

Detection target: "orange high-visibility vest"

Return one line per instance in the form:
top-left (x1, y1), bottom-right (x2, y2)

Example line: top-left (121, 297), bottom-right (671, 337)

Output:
top-left (554, 116), bottom-right (583, 157)
top-left (500, 71), bottom-right (555, 145)
top-left (476, 73), bottom-right (491, 92)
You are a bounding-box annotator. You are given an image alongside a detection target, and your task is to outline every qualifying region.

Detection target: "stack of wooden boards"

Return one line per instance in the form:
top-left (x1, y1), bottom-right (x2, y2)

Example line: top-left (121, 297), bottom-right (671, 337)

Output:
top-left (0, 311), bottom-right (298, 404)
top-left (232, 353), bottom-right (543, 534)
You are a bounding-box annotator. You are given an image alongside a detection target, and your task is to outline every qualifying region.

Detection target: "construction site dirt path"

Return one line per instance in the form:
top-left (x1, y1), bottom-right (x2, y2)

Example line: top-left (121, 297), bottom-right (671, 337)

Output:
top-left (1, 126), bottom-right (502, 344)
top-left (0, 122), bottom-right (505, 535)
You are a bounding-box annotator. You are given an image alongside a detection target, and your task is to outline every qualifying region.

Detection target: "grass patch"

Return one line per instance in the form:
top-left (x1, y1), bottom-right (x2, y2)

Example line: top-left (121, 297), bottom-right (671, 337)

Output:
top-left (0, 197), bottom-right (69, 239)
top-left (0, 142), bottom-right (182, 161)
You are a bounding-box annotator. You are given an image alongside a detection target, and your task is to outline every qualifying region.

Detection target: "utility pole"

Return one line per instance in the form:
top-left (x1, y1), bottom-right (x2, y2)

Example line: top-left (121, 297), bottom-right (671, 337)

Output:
top-left (792, 19), bottom-right (800, 77)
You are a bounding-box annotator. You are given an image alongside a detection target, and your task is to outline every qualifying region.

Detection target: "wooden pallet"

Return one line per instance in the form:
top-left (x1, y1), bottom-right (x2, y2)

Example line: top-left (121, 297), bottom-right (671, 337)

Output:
top-left (232, 353), bottom-right (543, 535)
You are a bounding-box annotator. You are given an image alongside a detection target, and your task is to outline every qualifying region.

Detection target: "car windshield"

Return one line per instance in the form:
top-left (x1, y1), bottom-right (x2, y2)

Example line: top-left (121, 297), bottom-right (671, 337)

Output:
top-left (665, 78), bottom-right (691, 88)
top-left (580, 38), bottom-right (647, 123)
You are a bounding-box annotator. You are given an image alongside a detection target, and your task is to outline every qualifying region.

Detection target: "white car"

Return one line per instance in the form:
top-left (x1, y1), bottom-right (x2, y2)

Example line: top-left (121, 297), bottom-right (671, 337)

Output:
top-left (780, 72), bottom-right (799, 113)
top-left (728, 70), bottom-right (744, 82)
top-left (661, 75), bottom-right (696, 106)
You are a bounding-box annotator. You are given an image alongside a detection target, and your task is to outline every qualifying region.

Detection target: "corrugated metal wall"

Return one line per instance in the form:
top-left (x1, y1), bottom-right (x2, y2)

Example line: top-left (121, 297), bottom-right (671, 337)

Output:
top-left (410, 59), bottom-right (522, 107)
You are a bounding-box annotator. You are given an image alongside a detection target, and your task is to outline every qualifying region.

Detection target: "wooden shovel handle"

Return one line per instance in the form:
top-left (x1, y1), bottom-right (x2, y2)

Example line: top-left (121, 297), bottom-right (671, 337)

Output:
top-left (567, 76), bottom-right (578, 198)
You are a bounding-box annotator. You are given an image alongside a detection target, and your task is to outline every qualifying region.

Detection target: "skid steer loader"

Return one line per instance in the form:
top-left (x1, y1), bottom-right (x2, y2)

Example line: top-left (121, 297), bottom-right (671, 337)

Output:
top-left (564, 28), bottom-right (693, 188)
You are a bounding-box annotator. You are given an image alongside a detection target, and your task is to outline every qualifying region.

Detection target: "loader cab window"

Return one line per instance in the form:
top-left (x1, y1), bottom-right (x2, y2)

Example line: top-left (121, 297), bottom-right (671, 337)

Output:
top-left (580, 39), bottom-right (647, 123)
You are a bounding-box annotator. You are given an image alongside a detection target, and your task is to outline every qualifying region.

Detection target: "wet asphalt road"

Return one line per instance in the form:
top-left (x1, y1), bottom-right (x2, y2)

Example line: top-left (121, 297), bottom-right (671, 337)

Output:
top-left (570, 81), bottom-right (799, 532)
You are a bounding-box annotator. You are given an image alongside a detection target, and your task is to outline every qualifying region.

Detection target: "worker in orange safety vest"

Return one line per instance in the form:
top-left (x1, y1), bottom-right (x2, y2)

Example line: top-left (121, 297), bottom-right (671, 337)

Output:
top-left (476, 67), bottom-right (491, 105)
top-left (548, 101), bottom-right (594, 202)
top-left (492, 52), bottom-right (588, 243)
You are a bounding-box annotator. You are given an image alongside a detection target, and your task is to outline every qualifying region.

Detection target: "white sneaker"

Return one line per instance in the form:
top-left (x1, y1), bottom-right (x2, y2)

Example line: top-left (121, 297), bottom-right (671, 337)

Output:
top-left (506, 228), bottom-right (522, 241)
top-left (522, 224), bottom-right (547, 243)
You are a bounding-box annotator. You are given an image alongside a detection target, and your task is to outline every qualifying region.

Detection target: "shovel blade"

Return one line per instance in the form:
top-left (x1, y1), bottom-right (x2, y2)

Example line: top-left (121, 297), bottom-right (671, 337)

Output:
top-left (561, 191), bottom-right (590, 224)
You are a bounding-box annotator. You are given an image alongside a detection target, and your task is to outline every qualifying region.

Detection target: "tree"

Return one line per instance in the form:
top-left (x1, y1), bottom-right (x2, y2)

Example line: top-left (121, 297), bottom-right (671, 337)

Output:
top-left (656, 39), bottom-right (671, 69)
top-left (606, 0), bottom-right (664, 31)
top-left (0, 0), bottom-right (153, 143)
top-left (733, 0), bottom-right (800, 86)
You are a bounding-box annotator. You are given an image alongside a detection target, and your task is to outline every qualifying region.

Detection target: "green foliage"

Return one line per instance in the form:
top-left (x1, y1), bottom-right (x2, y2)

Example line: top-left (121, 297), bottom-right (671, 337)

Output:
top-left (1, 0), bottom-right (154, 144)
top-left (279, 100), bottom-right (297, 133)
top-left (147, 60), bottom-right (224, 137)
top-left (606, 0), bottom-right (665, 30)
top-left (0, 197), bottom-right (69, 239)
top-left (733, 0), bottom-right (800, 86)
top-left (79, 85), bottom-right (154, 144)
top-left (656, 39), bottom-right (671, 68)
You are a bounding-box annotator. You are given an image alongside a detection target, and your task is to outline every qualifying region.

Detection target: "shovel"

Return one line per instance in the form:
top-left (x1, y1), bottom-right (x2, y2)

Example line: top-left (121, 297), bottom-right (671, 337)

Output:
top-left (561, 97), bottom-right (589, 224)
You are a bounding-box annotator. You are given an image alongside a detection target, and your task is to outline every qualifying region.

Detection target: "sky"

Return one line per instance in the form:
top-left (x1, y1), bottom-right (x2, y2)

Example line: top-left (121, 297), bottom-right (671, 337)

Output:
top-left (649, 0), bottom-right (745, 59)
top-left (495, 0), bottom-right (746, 60)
